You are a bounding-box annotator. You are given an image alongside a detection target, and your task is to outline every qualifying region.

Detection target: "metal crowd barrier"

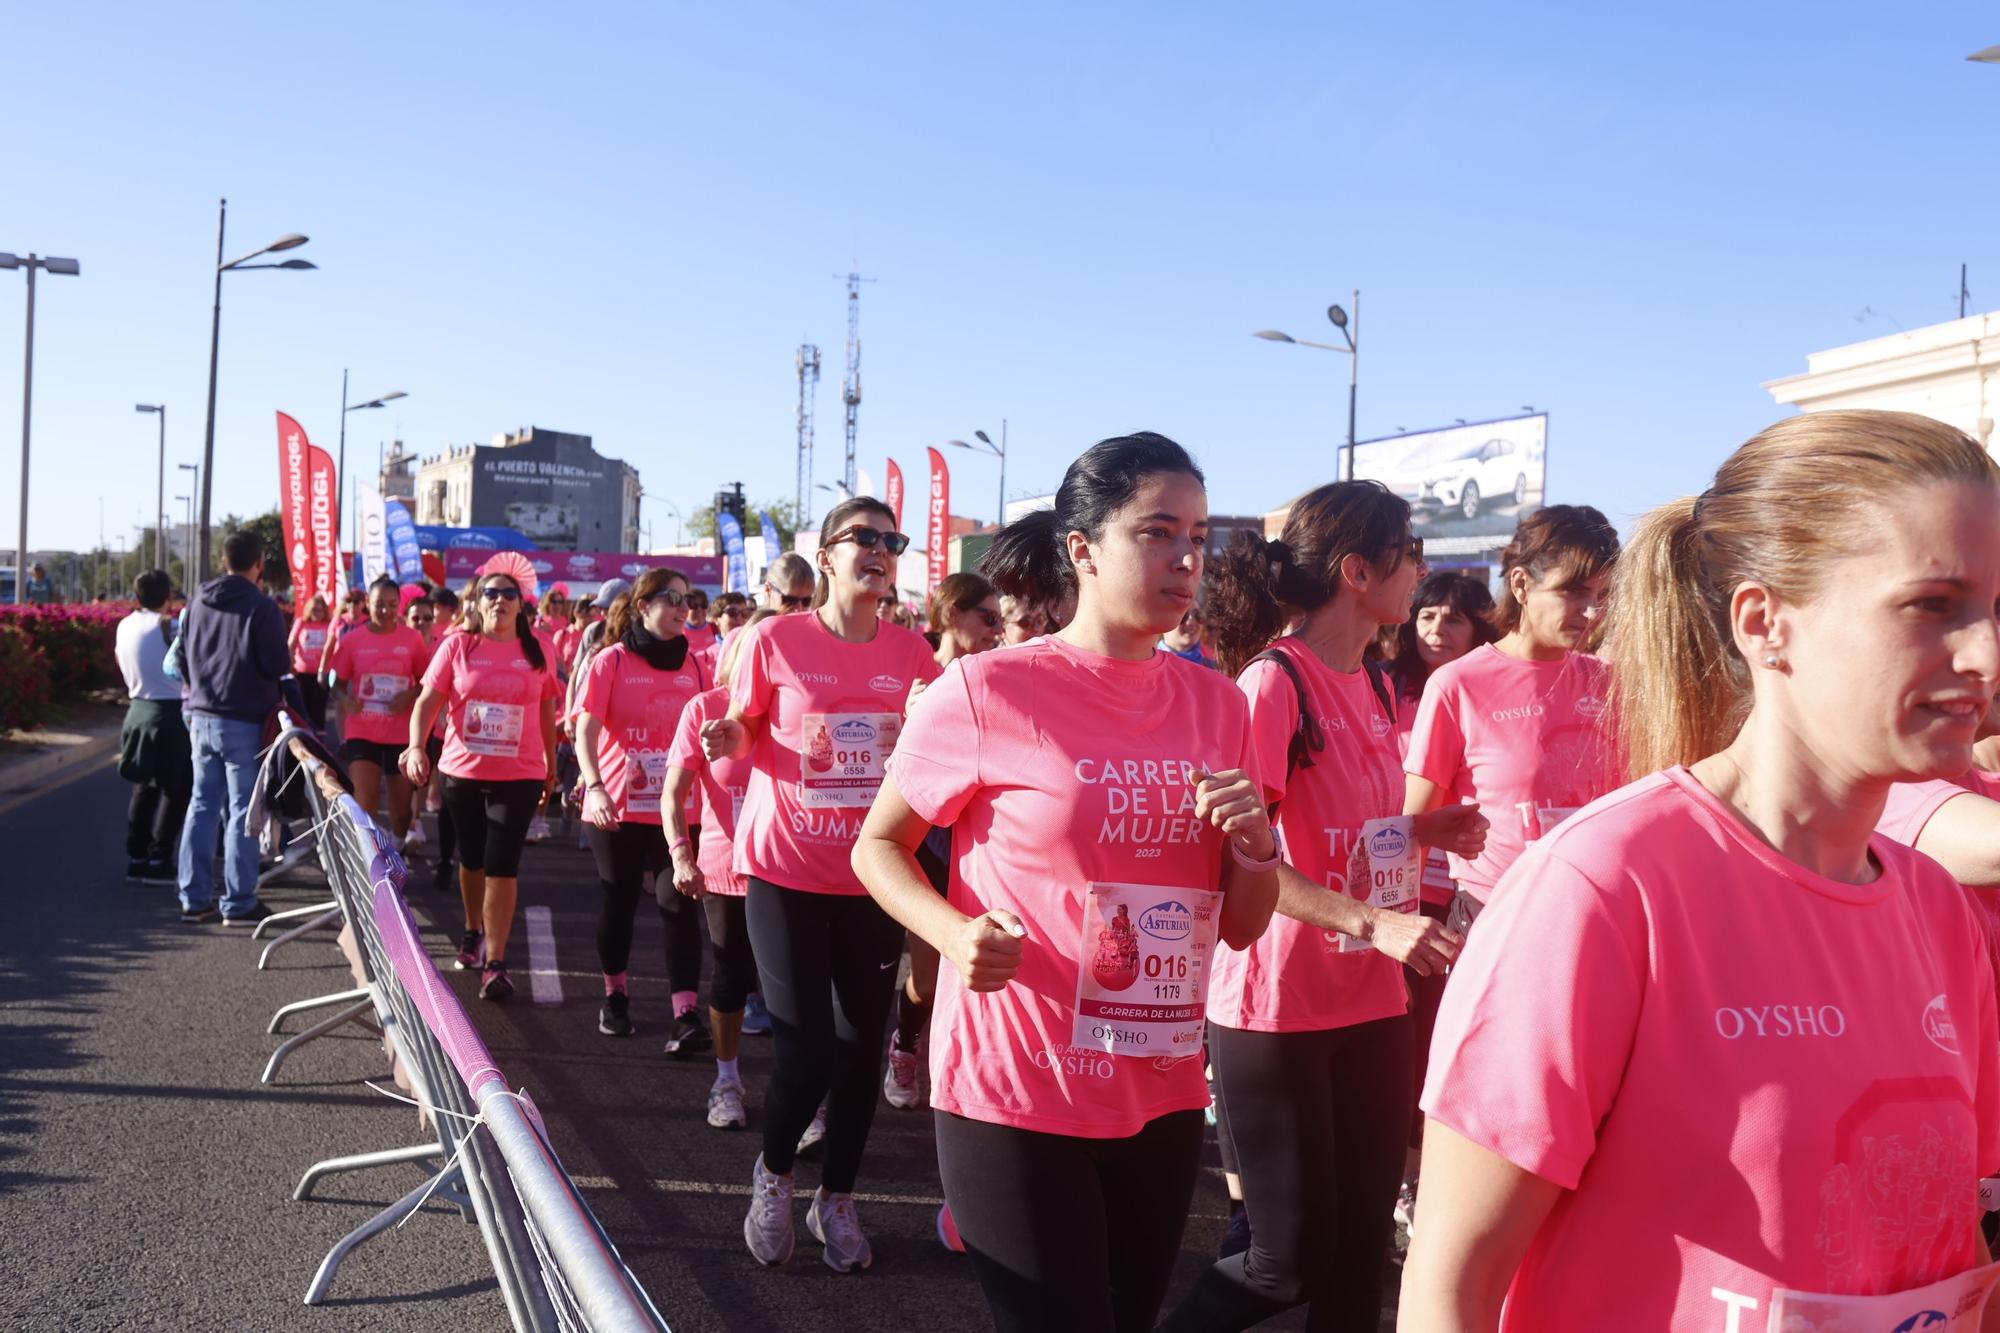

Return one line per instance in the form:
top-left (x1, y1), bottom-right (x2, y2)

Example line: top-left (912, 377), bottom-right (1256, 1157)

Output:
top-left (266, 716), bottom-right (671, 1330)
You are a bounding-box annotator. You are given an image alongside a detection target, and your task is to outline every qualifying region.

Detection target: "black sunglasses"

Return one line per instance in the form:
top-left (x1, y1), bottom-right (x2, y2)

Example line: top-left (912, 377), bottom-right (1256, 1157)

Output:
top-left (480, 585), bottom-right (522, 602)
top-left (826, 526), bottom-right (911, 556)
top-left (781, 593), bottom-right (813, 610)
top-left (645, 588), bottom-right (688, 608)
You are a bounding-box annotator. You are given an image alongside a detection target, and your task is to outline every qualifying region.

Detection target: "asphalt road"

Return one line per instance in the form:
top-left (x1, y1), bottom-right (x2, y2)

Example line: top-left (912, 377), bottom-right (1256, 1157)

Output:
top-left (0, 765), bottom-right (1373, 1331)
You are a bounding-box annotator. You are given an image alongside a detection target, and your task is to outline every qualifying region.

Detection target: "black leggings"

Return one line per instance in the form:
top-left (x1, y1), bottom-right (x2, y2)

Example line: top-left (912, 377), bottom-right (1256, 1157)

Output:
top-left (702, 893), bottom-right (758, 1014)
top-left (935, 1107), bottom-right (1205, 1333)
top-left (441, 776), bottom-right (543, 877)
top-left (1161, 1016), bottom-right (1414, 1333)
top-left (584, 821), bottom-right (703, 992)
top-left (744, 877), bottom-right (904, 1193)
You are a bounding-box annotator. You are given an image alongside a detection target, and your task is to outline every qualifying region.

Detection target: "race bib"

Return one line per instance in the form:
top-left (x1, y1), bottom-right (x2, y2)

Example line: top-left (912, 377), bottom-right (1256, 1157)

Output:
top-left (1519, 802), bottom-right (1580, 840)
top-left (461, 700), bottom-right (526, 757)
top-left (302, 626), bottom-right (327, 652)
top-left (1339, 816), bottom-right (1422, 954)
top-left (359, 673), bottom-right (410, 716)
top-left (626, 749), bottom-right (669, 815)
top-left (799, 712), bottom-right (900, 808)
top-left (1071, 881), bottom-right (1218, 1059)
top-left (1766, 1258), bottom-right (2000, 1330)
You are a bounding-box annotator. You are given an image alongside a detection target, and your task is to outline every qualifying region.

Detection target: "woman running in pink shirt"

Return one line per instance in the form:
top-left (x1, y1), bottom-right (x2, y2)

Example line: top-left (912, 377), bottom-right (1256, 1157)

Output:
top-left (853, 433), bottom-right (1280, 1333)
top-left (700, 496), bottom-right (942, 1274)
top-left (1401, 410), bottom-right (2000, 1330)
top-left (328, 575), bottom-right (431, 846)
top-left (1402, 505), bottom-right (1620, 934)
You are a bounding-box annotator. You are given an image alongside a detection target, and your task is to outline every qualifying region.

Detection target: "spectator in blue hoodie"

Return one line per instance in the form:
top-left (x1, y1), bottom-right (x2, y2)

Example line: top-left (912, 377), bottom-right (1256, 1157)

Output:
top-left (176, 530), bottom-right (289, 925)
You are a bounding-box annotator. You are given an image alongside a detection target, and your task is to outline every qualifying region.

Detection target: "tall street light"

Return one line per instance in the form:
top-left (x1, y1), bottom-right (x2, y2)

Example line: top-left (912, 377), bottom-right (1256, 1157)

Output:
top-left (177, 462), bottom-right (199, 580)
top-left (639, 490), bottom-right (683, 548)
top-left (339, 372), bottom-right (407, 555)
top-left (197, 198), bottom-right (314, 584)
top-left (1254, 290), bottom-right (1360, 481)
top-left (136, 403), bottom-right (167, 568)
top-left (174, 494), bottom-right (192, 580)
top-left (1, 252), bottom-right (81, 603)
top-left (947, 421), bottom-right (1008, 527)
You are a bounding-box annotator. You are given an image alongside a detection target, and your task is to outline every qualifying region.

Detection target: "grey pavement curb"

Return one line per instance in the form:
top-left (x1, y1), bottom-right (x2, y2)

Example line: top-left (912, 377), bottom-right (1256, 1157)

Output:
top-left (0, 731), bottom-right (121, 793)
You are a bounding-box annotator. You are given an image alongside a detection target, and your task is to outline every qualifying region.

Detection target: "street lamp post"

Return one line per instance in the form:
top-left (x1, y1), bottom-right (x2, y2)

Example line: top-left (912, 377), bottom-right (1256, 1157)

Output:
top-left (639, 491), bottom-right (683, 549)
top-left (136, 403), bottom-right (166, 568)
top-left (338, 372), bottom-right (408, 556)
top-left (176, 463), bottom-right (199, 581)
top-left (197, 198), bottom-right (315, 583)
top-left (1, 251), bottom-right (81, 603)
top-left (947, 421), bottom-right (1009, 527)
top-left (1253, 289), bottom-right (1360, 481)
top-left (174, 495), bottom-right (192, 580)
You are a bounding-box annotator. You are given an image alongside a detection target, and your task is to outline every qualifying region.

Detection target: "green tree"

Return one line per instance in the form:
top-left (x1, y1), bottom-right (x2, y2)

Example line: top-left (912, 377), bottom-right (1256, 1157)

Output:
top-left (216, 510), bottom-right (292, 591)
top-left (686, 497), bottom-right (808, 551)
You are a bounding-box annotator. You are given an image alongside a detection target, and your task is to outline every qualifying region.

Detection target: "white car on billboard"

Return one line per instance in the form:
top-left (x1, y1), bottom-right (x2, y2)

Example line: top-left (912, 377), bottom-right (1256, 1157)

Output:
top-left (1412, 436), bottom-right (1531, 521)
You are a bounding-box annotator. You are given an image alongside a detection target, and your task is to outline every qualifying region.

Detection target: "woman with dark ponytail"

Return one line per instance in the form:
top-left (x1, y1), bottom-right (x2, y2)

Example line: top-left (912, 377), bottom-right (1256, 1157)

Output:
top-left (1160, 481), bottom-right (1486, 1332)
top-left (855, 432), bottom-right (1279, 1333)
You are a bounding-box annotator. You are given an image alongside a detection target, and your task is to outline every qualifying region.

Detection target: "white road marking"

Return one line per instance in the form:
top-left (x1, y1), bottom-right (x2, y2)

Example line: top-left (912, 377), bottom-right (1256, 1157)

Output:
top-left (560, 1175), bottom-right (1233, 1220)
top-left (525, 905), bottom-right (563, 1005)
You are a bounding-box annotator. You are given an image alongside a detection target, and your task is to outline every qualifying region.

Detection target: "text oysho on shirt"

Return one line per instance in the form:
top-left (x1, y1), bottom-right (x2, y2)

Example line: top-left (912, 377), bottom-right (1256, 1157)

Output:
top-left (1207, 639), bottom-right (1411, 1034)
top-left (1404, 644), bottom-right (1616, 901)
top-left (422, 633), bottom-right (560, 784)
top-left (669, 685), bottom-right (752, 896)
top-left (1423, 767), bottom-right (2000, 1329)
top-left (329, 624), bottom-right (431, 745)
top-left (729, 613), bottom-right (941, 894)
top-left (886, 636), bottom-right (1258, 1139)
top-left (577, 642), bottom-right (707, 825)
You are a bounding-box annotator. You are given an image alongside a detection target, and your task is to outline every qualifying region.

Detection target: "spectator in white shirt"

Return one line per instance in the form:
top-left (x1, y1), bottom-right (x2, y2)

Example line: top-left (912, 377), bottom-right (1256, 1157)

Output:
top-left (115, 570), bottom-right (191, 885)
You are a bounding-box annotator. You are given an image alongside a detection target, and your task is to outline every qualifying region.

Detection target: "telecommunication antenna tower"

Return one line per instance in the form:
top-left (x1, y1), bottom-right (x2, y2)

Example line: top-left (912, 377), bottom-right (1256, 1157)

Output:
top-left (835, 269), bottom-right (875, 494)
top-left (794, 342), bottom-right (821, 525)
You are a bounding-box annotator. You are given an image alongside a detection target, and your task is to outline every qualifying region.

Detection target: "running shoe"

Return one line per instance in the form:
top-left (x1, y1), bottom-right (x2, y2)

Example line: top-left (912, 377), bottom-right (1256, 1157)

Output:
top-left (404, 820), bottom-right (427, 850)
top-left (937, 1204), bottom-right (965, 1255)
top-left (744, 1154), bottom-right (796, 1266)
top-left (663, 1007), bottom-right (712, 1058)
top-left (140, 860), bottom-right (177, 885)
top-left (222, 902), bottom-right (275, 928)
top-left (883, 1046), bottom-right (922, 1110)
top-left (1394, 1174), bottom-right (1419, 1232)
top-left (179, 904), bottom-right (218, 924)
top-left (806, 1189), bottom-right (873, 1273)
top-left (1218, 1201), bottom-right (1253, 1259)
top-left (525, 813), bottom-right (551, 844)
top-left (796, 1104), bottom-right (828, 1159)
top-left (740, 991), bottom-right (772, 1036)
top-left (126, 858), bottom-right (148, 883)
top-left (455, 930), bottom-right (484, 971)
top-left (479, 963), bottom-right (514, 1002)
top-left (707, 1077), bottom-right (748, 1130)
top-left (598, 991), bottom-right (633, 1037)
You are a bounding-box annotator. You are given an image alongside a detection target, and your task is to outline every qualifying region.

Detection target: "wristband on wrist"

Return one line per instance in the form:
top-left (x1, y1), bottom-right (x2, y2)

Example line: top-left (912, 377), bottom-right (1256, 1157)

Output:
top-left (668, 835), bottom-right (691, 855)
top-left (1229, 831), bottom-right (1283, 873)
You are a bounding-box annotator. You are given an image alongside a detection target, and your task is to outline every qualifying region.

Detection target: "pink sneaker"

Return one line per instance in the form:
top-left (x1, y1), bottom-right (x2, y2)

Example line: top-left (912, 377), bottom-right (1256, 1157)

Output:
top-left (937, 1203), bottom-right (965, 1254)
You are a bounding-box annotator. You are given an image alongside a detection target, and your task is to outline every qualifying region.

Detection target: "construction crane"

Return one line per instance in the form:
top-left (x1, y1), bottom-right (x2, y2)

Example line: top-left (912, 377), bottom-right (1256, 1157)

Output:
top-left (795, 341), bottom-right (820, 526)
top-left (835, 269), bottom-right (875, 495)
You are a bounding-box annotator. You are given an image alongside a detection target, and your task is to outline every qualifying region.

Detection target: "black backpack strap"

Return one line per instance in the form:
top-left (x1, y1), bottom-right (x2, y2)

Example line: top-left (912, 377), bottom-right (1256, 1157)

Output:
top-left (1364, 658), bottom-right (1397, 726)
top-left (1248, 649), bottom-right (1324, 796)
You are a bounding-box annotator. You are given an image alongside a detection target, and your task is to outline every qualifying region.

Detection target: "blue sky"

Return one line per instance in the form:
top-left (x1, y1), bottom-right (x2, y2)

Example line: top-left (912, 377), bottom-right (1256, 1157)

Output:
top-left (5, 2), bottom-right (1997, 554)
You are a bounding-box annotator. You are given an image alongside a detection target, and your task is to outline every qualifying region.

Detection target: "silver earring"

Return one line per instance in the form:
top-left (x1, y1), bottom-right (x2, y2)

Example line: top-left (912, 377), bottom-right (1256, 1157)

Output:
top-left (1763, 654), bottom-right (1781, 668)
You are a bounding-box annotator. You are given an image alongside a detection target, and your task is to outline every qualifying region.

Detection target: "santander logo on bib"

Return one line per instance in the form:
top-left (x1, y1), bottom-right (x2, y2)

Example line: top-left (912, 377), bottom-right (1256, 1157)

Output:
top-left (869, 674), bottom-right (904, 694)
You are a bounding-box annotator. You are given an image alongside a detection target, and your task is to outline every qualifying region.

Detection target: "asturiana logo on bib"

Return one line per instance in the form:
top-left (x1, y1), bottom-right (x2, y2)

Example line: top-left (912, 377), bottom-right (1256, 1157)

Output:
top-left (1924, 993), bottom-right (1960, 1054)
top-left (831, 718), bottom-right (878, 745)
top-left (869, 674), bottom-right (904, 694)
top-left (1138, 901), bottom-right (1193, 941)
top-left (1368, 825), bottom-right (1410, 860)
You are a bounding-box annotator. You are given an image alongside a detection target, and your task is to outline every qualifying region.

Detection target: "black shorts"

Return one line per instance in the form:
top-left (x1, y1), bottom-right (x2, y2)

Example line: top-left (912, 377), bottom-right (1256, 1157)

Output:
top-left (340, 737), bottom-right (406, 770)
top-left (425, 733), bottom-right (443, 765)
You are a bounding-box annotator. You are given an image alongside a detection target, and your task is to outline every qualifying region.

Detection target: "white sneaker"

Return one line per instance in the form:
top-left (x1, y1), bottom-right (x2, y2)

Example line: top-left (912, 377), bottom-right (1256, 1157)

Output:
top-left (525, 813), bottom-right (551, 844)
top-left (796, 1105), bottom-right (828, 1157)
top-left (806, 1188), bottom-right (873, 1273)
top-left (404, 820), bottom-right (427, 849)
top-left (744, 1154), bottom-right (795, 1266)
top-left (883, 1047), bottom-right (922, 1109)
top-left (708, 1077), bottom-right (748, 1130)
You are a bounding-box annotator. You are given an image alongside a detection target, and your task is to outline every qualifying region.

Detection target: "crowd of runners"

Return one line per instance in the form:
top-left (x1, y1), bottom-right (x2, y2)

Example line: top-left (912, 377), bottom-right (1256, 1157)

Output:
top-left (111, 407), bottom-right (2000, 1330)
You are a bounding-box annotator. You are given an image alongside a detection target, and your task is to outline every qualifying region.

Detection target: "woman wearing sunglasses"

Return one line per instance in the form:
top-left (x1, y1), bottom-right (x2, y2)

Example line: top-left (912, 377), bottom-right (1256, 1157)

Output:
top-left (403, 571), bottom-right (561, 1002)
top-left (884, 572), bottom-right (1005, 1113)
top-left (701, 496), bottom-right (941, 1273)
top-left (574, 567), bottom-right (716, 1049)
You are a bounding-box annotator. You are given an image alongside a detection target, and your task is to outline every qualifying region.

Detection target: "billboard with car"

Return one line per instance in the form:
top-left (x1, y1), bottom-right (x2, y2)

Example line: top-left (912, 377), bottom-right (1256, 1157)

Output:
top-left (1351, 413), bottom-right (1547, 544)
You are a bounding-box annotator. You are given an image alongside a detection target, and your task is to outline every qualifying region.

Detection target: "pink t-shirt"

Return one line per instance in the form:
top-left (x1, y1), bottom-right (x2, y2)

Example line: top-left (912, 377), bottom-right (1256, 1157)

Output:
top-left (1395, 685), bottom-right (1457, 908)
top-left (684, 622), bottom-right (720, 654)
top-left (668, 686), bottom-right (751, 897)
top-left (886, 637), bottom-right (1257, 1138)
top-left (1404, 645), bottom-right (1615, 901)
top-left (290, 619), bottom-right (331, 675)
top-left (1878, 769), bottom-right (2000, 1000)
top-left (576, 643), bottom-right (709, 825)
top-left (1424, 767), bottom-right (2000, 1326)
top-left (328, 624), bottom-right (430, 745)
top-left (1207, 640), bottom-right (1408, 1033)
top-left (730, 613), bottom-right (941, 894)
top-left (421, 633), bottom-right (561, 783)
